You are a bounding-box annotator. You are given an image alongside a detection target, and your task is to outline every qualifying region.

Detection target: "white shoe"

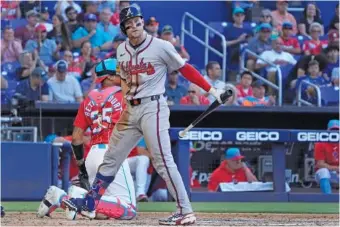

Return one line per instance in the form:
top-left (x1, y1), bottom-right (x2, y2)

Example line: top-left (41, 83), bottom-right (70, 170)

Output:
top-left (37, 186), bottom-right (67, 218)
top-left (159, 213), bottom-right (196, 226)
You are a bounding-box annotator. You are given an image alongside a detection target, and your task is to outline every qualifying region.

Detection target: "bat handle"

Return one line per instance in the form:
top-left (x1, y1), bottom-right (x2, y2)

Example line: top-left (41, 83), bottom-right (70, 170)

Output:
top-left (179, 124), bottom-right (194, 138)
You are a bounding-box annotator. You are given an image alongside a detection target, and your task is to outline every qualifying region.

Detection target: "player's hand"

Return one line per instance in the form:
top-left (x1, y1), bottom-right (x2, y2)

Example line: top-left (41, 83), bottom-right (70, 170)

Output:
top-left (208, 87), bottom-right (223, 104)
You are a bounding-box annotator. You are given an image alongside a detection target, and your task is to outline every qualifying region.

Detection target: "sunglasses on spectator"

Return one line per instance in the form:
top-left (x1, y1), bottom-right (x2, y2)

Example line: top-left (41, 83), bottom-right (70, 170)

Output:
top-left (311, 30), bottom-right (321, 33)
top-left (188, 90), bottom-right (196, 93)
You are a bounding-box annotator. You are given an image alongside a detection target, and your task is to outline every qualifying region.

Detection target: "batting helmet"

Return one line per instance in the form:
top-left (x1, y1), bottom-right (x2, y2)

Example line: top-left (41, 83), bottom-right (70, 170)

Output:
top-left (120, 4), bottom-right (143, 35)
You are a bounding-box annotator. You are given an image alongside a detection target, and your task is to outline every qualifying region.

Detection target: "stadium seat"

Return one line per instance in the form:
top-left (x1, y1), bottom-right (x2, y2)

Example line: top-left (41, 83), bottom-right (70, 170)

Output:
top-left (10, 19), bottom-right (27, 30)
top-left (320, 87), bottom-right (339, 106)
top-left (1, 61), bottom-right (20, 81)
top-left (296, 35), bottom-right (310, 46)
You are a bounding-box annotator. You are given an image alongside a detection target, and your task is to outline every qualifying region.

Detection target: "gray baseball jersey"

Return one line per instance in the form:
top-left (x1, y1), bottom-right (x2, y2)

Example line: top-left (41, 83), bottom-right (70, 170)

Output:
top-left (99, 32), bottom-right (193, 215)
top-left (117, 33), bottom-right (185, 100)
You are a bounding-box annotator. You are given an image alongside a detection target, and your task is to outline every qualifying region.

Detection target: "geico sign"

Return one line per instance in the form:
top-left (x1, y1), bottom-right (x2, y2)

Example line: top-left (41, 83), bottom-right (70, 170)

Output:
top-left (179, 131), bottom-right (223, 141)
top-left (236, 131), bottom-right (280, 141)
top-left (297, 132), bottom-right (339, 142)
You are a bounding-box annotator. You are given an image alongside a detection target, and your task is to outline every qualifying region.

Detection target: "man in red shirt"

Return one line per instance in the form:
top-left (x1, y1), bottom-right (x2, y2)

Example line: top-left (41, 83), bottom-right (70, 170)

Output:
top-left (180, 83), bottom-right (210, 105)
top-left (38, 58), bottom-right (137, 220)
top-left (281, 22), bottom-right (301, 55)
top-left (208, 148), bottom-right (257, 192)
top-left (314, 119), bottom-right (339, 194)
top-left (236, 71), bottom-right (253, 98)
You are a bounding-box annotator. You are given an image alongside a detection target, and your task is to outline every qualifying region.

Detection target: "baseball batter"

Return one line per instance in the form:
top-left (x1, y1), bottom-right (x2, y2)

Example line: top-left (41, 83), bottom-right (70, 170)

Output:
top-left (37, 58), bottom-right (136, 220)
top-left (64, 4), bottom-right (225, 226)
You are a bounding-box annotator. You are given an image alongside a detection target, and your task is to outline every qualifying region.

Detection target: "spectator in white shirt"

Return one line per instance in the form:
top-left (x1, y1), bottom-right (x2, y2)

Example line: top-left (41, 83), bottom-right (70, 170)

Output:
top-left (256, 37), bottom-right (297, 94)
top-left (202, 61), bottom-right (226, 103)
top-left (47, 60), bottom-right (83, 102)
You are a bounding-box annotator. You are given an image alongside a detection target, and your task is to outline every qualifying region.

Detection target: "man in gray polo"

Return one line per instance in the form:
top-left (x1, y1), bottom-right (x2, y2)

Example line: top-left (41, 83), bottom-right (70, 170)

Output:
top-left (47, 60), bottom-right (83, 102)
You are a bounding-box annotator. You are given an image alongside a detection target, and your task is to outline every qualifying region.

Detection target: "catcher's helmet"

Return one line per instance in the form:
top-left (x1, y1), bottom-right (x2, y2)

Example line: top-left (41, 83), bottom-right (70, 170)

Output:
top-left (120, 4), bottom-right (143, 35)
top-left (95, 58), bottom-right (119, 83)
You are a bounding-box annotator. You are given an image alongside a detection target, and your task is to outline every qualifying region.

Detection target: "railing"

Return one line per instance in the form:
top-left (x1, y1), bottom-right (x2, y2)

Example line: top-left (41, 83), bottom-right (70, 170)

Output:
top-left (240, 49), bottom-right (283, 106)
top-left (1, 126), bottom-right (38, 142)
top-left (297, 80), bottom-right (322, 107)
top-left (181, 12), bottom-right (227, 81)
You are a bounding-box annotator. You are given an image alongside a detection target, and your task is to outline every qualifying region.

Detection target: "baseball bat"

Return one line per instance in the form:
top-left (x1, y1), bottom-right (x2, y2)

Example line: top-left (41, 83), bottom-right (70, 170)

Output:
top-left (179, 89), bottom-right (234, 138)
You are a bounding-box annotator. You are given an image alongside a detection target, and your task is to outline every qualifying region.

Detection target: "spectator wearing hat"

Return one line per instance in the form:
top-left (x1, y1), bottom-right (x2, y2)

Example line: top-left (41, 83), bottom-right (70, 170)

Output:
top-left (180, 83), bottom-right (210, 105)
top-left (15, 67), bottom-right (49, 101)
top-left (246, 23), bottom-right (272, 71)
top-left (145, 17), bottom-right (160, 38)
top-left (98, 0), bottom-right (116, 13)
top-left (208, 148), bottom-right (257, 192)
top-left (47, 60), bottom-right (83, 103)
top-left (314, 119), bottom-right (339, 194)
top-left (72, 13), bottom-right (111, 51)
top-left (97, 7), bottom-right (120, 39)
top-left (14, 10), bottom-right (39, 47)
top-left (271, 0), bottom-right (297, 35)
top-left (303, 22), bottom-right (328, 56)
top-left (38, 6), bottom-right (53, 33)
top-left (1, 26), bottom-right (23, 63)
top-left (16, 51), bottom-right (45, 81)
top-left (238, 80), bottom-right (275, 107)
top-left (236, 71), bottom-right (253, 98)
top-left (328, 4), bottom-right (339, 35)
top-left (298, 3), bottom-right (324, 37)
top-left (63, 50), bottom-right (82, 79)
top-left (281, 22), bottom-right (301, 55)
top-left (77, 1), bottom-right (100, 24)
top-left (161, 25), bottom-right (190, 61)
top-left (48, 14), bottom-right (73, 51)
top-left (256, 37), bottom-right (297, 94)
top-left (254, 9), bottom-right (274, 34)
top-left (165, 71), bottom-right (187, 105)
top-left (0, 1), bottom-right (21, 20)
top-left (328, 30), bottom-right (339, 48)
top-left (65, 6), bottom-right (80, 33)
top-left (54, 0), bottom-right (82, 22)
top-left (105, 34), bottom-right (127, 59)
top-left (25, 24), bottom-right (59, 66)
top-left (223, 7), bottom-right (253, 69)
top-left (110, 0), bottom-right (130, 26)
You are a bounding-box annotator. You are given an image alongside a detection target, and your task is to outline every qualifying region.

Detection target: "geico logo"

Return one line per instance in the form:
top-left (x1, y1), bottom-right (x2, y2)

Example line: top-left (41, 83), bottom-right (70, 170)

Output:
top-left (236, 131), bottom-right (280, 141)
top-left (179, 131), bottom-right (223, 141)
top-left (297, 132), bottom-right (339, 142)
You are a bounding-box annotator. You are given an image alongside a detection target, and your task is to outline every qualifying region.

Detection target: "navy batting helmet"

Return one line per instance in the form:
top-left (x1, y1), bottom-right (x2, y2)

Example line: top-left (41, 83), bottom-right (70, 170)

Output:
top-left (120, 4), bottom-right (143, 35)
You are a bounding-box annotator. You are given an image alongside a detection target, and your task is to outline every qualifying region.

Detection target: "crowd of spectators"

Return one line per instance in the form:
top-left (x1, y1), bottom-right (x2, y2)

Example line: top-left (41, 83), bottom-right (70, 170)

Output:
top-left (0, 0), bottom-right (339, 107)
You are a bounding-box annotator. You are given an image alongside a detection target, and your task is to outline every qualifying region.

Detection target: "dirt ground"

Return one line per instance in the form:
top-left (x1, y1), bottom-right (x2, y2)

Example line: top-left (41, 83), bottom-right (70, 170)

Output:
top-left (1, 212), bottom-right (339, 226)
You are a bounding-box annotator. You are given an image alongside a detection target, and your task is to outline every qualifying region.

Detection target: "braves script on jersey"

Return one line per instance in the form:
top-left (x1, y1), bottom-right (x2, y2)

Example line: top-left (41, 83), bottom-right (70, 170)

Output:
top-left (117, 34), bottom-right (185, 99)
top-left (74, 86), bottom-right (123, 145)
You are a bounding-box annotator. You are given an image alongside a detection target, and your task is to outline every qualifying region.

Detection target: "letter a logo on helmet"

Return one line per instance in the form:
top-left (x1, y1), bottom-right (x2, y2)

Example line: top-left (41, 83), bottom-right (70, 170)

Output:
top-left (119, 4), bottom-right (143, 35)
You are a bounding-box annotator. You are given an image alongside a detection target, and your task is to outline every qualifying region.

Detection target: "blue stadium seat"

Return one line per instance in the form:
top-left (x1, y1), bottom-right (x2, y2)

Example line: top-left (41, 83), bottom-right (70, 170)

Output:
top-left (9, 19), bottom-right (27, 30)
top-left (320, 87), bottom-right (339, 106)
top-left (296, 35), bottom-right (310, 46)
top-left (1, 61), bottom-right (20, 81)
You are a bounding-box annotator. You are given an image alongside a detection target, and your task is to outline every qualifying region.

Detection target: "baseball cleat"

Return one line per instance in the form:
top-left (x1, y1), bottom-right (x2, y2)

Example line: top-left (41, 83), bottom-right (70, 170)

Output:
top-left (63, 198), bottom-right (96, 220)
top-left (37, 186), bottom-right (67, 218)
top-left (159, 212), bottom-right (196, 226)
top-left (137, 194), bottom-right (148, 202)
top-left (1, 206), bottom-right (5, 218)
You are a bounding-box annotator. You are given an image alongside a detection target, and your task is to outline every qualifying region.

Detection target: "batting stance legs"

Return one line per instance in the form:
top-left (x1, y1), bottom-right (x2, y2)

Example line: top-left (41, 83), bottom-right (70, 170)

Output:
top-left (82, 97), bottom-right (193, 216)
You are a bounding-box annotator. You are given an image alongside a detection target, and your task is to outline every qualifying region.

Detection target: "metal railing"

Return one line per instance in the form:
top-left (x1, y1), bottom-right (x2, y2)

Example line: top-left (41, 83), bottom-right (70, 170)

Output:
top-left (297, 80), bottom-right (322, 107)
top-left (240, 49), bottom-right (283, 106)
top-left (1, 126), bottom-right (38, 142)
top-left (181, 12), bottom-right (227, 81)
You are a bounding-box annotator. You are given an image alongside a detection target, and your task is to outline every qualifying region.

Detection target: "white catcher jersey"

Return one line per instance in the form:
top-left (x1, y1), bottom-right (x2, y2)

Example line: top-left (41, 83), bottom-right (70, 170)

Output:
top-left (117, 33), bottom-right (186, 100)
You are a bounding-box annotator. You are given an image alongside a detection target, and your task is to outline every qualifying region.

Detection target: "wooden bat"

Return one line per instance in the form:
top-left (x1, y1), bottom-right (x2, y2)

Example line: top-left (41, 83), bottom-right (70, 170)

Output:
top-left (179, 87), bottom-right (235, 138)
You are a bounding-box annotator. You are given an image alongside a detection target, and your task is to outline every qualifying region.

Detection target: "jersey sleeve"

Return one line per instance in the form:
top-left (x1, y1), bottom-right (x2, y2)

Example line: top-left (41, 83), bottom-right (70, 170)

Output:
top-left (207, 169), bottom-right (221, 192)
top-left (314, 142), bottom-right (326, 161)
top-left (73, 101), bottom-right (89, 130)
top-left (160, 40), bottom-right (186, 73)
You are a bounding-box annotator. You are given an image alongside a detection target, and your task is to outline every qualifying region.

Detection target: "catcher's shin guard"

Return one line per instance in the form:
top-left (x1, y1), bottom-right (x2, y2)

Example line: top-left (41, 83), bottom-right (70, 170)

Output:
top-left (96, 196), bottom-right (137, 220)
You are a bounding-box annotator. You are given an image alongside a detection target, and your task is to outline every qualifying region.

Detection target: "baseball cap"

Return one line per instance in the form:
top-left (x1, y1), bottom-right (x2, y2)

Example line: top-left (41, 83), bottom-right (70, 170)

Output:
top-left (35, 24), bottom-right (47, 32)
top-left (261, 9), bottom-right (271, 16)
top-left (113, 34), bottom-right (127, 42)
top-left (327, 119), bottom-right (339, 130)
top-left (282, 21), bottom-right (293, 29)
top-left (95, 58), bottom-right (118, 83)
top-left (259, 23), bottom-right (272, 31)
top-left (85, 13), bottom-right (97, 22)
top-left (40, 6), bottom-right (49, 14)
top-left (233, 7), bottom-right (245, 15)
top-left (146, 17), bottom-right (159, 26)
top-left (162, 25), bottom-right (173, 35)
top-left (26, 10), bottom-right (38, 18)
top-left (31, 67), bottom-right (48, 81)
top-left (225, 148), bottom-right (244, 160)
top-left (328, 30), bottom-right (339, 43)
top-left (56, 60), bottom-right (68, 73)
top-left (252, 80), bottom-right (266, 88)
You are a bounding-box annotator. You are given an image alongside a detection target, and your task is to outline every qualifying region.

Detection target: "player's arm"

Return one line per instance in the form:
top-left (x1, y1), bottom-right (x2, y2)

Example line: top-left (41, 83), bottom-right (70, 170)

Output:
top-left (243, 163), bottom-right (258, 182)
top-left (161, 41), bottom-right (223, 103)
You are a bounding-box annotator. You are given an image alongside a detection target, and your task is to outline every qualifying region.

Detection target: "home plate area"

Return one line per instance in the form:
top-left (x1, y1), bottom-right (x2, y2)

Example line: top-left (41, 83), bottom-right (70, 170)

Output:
top-left (1, 212), bottom-right (338, 226)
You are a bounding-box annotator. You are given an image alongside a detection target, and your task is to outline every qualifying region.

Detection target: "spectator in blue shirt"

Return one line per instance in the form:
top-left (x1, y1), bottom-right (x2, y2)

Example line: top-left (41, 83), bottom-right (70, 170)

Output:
top-left (72, 13), bottom-right (111, 51)
top-left (97, 7), bottom-right (120, 40)
top-left (224, 7), bottom-right (253, 66)
top-left (25, 24), bottom-right (60, 66)
top-left (323, 45), bottom-right (339, 80)
top-left (15, 67), bottom-right (49, 101)
top-left (165, 71), bottom-right (187, 105)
